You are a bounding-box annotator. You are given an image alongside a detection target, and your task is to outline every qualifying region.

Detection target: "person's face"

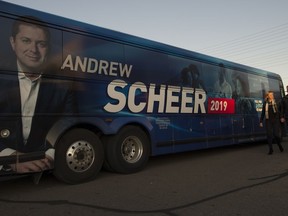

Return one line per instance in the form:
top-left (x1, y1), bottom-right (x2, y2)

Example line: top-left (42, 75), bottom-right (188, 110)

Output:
top-left (10, 24), bottom-right (48, 73)
top-left (267, 92), bottom-right (274, 100)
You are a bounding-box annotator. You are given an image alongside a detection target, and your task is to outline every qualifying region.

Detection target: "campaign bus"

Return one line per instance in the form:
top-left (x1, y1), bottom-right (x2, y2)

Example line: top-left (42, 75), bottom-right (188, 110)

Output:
top-left (0, 1), bottom-right (285, 184)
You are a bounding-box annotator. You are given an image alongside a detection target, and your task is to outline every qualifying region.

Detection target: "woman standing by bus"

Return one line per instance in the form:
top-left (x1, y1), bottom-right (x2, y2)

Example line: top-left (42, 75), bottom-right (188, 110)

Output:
top-left (260, 91), bottom-right (285, 155)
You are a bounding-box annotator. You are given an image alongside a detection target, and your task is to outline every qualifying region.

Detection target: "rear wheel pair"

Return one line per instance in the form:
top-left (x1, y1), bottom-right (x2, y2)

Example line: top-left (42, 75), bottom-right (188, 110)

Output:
top-left (53, 126), bottom-right (150, 184)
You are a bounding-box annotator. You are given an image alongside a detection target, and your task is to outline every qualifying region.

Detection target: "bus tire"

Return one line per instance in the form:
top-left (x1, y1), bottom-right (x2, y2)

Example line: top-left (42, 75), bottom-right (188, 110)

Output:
top-left (53, 128), bottom-right (104, 184)
top-left (104, 126), bottom-right (150, 174)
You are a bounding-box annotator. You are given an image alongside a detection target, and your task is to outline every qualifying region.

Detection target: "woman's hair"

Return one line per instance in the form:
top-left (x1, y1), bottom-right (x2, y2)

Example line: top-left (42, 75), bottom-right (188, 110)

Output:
top-left (11, 15), bottom-right (50, 42)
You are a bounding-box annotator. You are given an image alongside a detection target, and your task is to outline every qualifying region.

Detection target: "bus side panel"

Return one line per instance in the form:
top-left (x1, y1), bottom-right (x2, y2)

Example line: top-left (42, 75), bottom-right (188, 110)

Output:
top-left (0, 3), bottom-right (283, 181)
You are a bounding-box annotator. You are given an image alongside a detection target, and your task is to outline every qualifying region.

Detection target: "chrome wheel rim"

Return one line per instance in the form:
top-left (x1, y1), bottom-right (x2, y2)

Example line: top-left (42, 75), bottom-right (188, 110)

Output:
top-left (66, 140), bottom-right (95, 172)
top-left (121, 136), bottom-right (143, 163)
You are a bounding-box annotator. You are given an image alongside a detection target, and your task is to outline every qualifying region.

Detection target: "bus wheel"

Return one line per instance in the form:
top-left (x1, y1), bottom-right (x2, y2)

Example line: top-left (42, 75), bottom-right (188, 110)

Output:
top-left (53, 128), bottom-right (104, 184)
top-left (104, 126), bottom-right (150, 174)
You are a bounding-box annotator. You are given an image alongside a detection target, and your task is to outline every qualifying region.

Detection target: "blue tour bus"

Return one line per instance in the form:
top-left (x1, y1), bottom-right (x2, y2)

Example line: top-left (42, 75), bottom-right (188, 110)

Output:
top-left (0, 1), bottom-right (285, 183)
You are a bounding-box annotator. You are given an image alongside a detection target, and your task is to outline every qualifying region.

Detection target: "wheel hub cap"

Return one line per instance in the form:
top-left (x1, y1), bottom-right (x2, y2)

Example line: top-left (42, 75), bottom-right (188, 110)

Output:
top-left (66, 141), bottom-right (95, 172)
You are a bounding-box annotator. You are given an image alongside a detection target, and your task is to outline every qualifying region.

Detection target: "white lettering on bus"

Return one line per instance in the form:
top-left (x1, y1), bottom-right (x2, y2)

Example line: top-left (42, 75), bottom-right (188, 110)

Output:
top-left (103, 79), bottom-right (207, 114)
top-left (147, 84), bottom-right (166, 113)
top-left (61, 54), bottom-right (133, 78)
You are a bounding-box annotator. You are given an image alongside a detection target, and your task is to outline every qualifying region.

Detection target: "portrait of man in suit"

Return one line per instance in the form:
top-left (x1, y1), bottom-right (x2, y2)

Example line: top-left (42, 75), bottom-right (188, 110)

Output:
top-left (0, 16), bottom-right (77, 173)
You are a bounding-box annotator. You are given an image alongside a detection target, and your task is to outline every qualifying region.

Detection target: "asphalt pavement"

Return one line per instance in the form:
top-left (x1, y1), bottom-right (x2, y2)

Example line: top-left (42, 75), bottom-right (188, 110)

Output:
top-left (1, 137), bottom-right (288, 216)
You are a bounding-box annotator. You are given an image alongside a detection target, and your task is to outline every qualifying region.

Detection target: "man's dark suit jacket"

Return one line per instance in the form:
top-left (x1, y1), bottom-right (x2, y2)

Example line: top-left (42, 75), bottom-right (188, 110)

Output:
top-left (0, 62), bottom-right (77, 153)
